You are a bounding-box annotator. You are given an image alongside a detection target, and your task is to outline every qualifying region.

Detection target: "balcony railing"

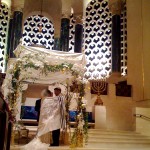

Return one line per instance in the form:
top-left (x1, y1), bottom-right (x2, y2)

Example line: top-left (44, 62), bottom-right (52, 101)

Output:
top-left (134, 114), bottom-right (150, 121)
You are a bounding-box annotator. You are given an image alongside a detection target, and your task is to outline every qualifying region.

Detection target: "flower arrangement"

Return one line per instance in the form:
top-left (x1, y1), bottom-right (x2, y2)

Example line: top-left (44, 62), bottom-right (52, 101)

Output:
top-left (68, 81), bottom-right (88, 148)
top-left (3, 51), bottom-right (88, 147)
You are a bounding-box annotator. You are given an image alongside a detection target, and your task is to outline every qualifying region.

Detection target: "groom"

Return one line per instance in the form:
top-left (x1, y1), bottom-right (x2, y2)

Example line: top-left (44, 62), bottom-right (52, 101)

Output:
top-left (50, 87), bottom-right (66, 146)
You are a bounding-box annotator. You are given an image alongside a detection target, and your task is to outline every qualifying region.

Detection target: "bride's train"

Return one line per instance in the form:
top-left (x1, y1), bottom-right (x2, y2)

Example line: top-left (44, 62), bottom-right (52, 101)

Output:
top-left (21, 137), bottom-right (49, 150)
top-left (21, 96), bottom-right (65, 149)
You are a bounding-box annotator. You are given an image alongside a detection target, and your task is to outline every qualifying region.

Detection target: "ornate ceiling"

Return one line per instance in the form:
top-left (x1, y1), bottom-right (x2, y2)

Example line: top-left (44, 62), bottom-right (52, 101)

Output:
top-left (3, 0), bottom-right (85, 15)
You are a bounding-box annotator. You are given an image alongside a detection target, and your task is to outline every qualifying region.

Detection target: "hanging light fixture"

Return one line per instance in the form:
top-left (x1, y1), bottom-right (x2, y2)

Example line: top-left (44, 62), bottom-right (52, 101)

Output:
top-left (39, 0), bottom-right (43, 33)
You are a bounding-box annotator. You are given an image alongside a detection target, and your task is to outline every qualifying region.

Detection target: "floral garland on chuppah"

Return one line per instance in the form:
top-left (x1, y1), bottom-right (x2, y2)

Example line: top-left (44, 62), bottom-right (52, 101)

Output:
top-left (2, 46), bottom-right (88, 147)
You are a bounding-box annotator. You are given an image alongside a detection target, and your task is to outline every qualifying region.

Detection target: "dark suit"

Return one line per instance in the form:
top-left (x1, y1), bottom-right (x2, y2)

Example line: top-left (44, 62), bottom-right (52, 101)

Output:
top-left (35, 99), bottom-right (41, 122)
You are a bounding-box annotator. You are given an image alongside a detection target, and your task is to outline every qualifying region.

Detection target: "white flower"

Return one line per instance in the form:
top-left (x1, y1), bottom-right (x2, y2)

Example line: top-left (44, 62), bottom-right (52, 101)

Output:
top-left (9, 64), bottom-right (14, 70)
top-left (63, 64), bottom-right (69, 68)
top-left (17, 58), bottom-right (22, 61)
top-left (78, 119), bottom-right (85, 130)
top-left (21, 59), bottom-right (28, 65)
top-left (82, 78), bottom-right (88, 84)
top-left (35, 63), bottom-right (43, 68)
top-left (72, 64), bottom-right (80, 72)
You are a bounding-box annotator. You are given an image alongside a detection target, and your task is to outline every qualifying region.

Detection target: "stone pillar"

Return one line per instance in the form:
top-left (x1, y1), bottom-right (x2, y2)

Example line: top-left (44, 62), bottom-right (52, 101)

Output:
top-left (108, 0), bottom-right (125, 83)
top-left (12, 11), bottom-right (23, 55)
top-left (60, 14), bottom-right (70, 52)
top-left (11, 11), bottom-right (23, 57)
top-left (74, 16), bottom-right (83, 53)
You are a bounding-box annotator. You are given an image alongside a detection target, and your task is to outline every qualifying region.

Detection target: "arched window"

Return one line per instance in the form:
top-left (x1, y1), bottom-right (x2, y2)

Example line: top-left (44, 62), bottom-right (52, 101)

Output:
top-left (22, 15), bottom-right (54, 49)
top-left (0, 2), bottom-right (10, 72)
top-left (84, 0), bottom-right (127, 79)
top-left (84, 0), bottom-right (111, 79)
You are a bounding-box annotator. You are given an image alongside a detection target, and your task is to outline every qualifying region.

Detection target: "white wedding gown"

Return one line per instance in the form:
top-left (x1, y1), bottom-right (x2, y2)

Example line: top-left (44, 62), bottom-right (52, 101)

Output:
top-left (21, 96), bottom-right (65, 150)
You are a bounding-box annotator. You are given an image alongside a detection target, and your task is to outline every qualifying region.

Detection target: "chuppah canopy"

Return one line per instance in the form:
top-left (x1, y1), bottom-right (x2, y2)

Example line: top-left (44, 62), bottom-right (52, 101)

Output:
top-left (14, 44), bottom-right (86, 84)
top-left (2, 44), bottom-right (86, 98)
top-left (14, 44), bottom-right (86, 67)
top-left (2, 44), bottom-right (88, 147)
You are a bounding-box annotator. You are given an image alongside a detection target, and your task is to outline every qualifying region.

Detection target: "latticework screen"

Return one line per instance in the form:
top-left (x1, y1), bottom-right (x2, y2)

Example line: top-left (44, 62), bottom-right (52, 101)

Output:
top-left (84, 0), bottom-right (112, 79)
top-left (0, 3), bottom-right (9, 72)
top-left (69, 0), bottom-right (127, 79)
top-left (120, 4), bottom-right (127, 75)
top-left (22, 15), bottom-right (54, 49)
top-left (69, 14), bottom-right (75, 52)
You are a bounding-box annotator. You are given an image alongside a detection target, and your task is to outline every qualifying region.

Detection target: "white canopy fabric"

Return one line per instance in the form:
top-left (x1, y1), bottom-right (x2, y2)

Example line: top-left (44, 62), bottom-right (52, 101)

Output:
top-left (14, 44), bottom-right (86, 66)
top-left (2, 45), bottom-right (86, 98)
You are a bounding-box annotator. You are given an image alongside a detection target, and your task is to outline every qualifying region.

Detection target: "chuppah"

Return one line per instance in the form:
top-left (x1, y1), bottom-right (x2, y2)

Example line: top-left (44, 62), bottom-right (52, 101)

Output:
top-left (2, 44), bottom-right (88, 149)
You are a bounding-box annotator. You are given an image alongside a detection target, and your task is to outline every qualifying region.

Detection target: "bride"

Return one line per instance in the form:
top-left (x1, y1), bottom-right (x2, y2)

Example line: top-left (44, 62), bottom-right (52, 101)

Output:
top-left (22, 88), bottom-right (66, 150)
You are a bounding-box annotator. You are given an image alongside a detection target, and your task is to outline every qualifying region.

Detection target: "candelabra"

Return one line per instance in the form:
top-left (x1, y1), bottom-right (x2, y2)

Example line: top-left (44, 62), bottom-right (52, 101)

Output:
top-left (90, 78), bottom-right (107, 105)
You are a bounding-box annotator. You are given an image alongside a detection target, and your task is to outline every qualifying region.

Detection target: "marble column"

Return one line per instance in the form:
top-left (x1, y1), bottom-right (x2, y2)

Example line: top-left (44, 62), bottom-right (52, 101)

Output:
top-left (108, 0), bottom-right (125, 83)
top-left (9, 11), bottom-right (23, 57)
top-left (111, 14), bottom-right (121, 72)
top-left (60, 0), bottom-right (71, 52)
top-left (7, 16), bottom-right (13, 57)
top-left (74, 16), bottom-right (83, 53)
top-left (60, 16), bottom-right (70, 52)
top-left (13, 11), bottom-right (23, 52)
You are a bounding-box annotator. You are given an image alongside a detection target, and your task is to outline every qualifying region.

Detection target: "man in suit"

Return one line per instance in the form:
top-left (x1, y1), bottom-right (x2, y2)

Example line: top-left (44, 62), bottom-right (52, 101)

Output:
top-left (50, 87), bottom-right (66, 146)
top-left (35, 99), bottom-right (41, 122)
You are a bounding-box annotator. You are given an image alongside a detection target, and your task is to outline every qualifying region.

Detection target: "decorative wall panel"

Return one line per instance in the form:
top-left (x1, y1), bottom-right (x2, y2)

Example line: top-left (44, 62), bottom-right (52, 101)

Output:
top-left (22, 15), bottom-right (54, 49)
top-left (69, 14), bottom-right (75, 52)
top-left (84, 0), bottom-right (112, 79)
top-left (120, 5), bottom-right (127, 75)
top-left (84, 0), bottom-right (127, 79)
top-left (0, 3), bottom-right (9, 72)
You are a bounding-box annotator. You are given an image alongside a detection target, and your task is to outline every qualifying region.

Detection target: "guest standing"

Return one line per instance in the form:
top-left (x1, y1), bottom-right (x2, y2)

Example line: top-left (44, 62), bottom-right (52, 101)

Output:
top-left (35, 98), bottom-right (41, 123)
